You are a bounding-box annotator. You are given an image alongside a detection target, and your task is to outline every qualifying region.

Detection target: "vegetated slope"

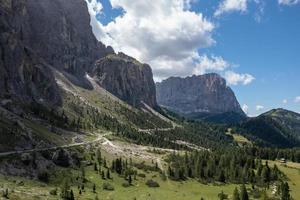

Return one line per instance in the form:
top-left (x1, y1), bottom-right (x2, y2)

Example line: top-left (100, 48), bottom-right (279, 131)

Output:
top-left (239, 109), bottom-right (300, 148)
top-left (0, 0), bottom-right (168, 152)
top-left (262, 109), bottom-right (300, 139)
top-left (156, 73), bottom-right (245, 120)
top-left (187, 111), bottom-right (247, 124)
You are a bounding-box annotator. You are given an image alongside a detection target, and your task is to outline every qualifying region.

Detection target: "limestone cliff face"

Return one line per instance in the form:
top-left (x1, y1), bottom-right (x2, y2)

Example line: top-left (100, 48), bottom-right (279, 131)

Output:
top-left (0, 0), bottom-right (61, 104)
top-left (0, 0), bottom-right (157, 108)
top-left (17, 0), bottom-right (113, 76)
top-left (91, 53), bottom-right (157, 108)
top-left (156, 73), bottom-right (245, 115)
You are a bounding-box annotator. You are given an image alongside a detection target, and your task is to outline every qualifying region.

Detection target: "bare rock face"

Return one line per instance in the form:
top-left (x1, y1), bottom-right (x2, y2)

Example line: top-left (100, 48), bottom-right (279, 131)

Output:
top-left (0, 0), bottom-right (62, 104)
top-left (156, 73), bottom-right (245, 115)
top-left (91, 53), bottom-right (157, 108)
top-left (0, 0), bottom-right (157, 108)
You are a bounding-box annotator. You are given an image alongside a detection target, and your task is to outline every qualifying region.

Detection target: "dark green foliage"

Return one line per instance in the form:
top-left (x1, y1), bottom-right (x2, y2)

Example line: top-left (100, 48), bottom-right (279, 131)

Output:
top-left (233, 187), bottom-right (240, 200)
top-left (280, 182), bottom-right (291, 200)
top-left (239, 116), bottom-right (300, 148)
top-left (146, 179), bottom-right (160, 187)
top-left (2, 188), bottom-right (8, 198)
top-left (166, 149), bottom-right (282, 184)
top-left (240, 184), bottom-right (249, 200)
top-left (49, 188), bottom-right (57, 196)
top-left (93, 184), bottom-right (96, 193)
top-left (217, 191), bottom-right (228, 200)
top-left (60, 178), bottom-right (75, 200)
top-left (38, 170), bottom-right (49, 183)
top-left (102, 183), bottom-right (114, 191)
top-left (243, 146), bottom-right (300, 163)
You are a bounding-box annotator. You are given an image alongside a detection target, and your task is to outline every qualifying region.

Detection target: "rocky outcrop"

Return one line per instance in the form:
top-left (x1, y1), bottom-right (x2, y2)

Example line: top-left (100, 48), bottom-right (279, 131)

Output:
top-left (91, 53), bottom-right (157, 108)
top-left (156, 73), bottom-right (245, 115)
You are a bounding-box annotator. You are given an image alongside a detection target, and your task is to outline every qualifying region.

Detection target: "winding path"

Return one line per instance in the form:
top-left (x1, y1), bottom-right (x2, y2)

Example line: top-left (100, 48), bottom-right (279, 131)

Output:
top-left (0, 133), bottom-right (110, 157)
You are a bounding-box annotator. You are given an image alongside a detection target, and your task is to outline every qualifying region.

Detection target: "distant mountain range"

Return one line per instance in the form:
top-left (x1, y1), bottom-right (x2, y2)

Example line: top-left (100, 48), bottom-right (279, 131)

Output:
top-left (240, 109), bottom-right (300, 147)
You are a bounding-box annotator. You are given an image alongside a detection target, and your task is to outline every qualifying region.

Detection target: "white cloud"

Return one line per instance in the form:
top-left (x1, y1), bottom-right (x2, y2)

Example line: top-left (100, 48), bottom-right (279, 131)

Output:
top-left (256, 105), bottom-right (264, 111)
top-left (86, 0), bottom-right (217, 80)
top-left (86, 0), bottom-right (254, 84)
top-left (282, 99), bottom-right (288, 104)
top-left (295, 96), bottom-right (300, 103)
top-left (253, 0), bottom-right (265, 23)
top-left (224, 71), bottom-right (255, 85)
top-left (278, 0), bottom-right (300, 5)
top-left (193, 55), bottom-right (231, 75)
top-left (89, 0), bottom-right (103, 14)
top-left (214, 0), bottom-right (248, 16)
top-left (242, 104), bottom-right (249, 114)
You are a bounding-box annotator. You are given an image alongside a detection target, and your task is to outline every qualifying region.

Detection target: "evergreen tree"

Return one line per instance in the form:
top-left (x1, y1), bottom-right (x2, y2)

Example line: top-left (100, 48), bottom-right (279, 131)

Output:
top-left (240, 184), bottom-right (249, 200)
top-left (281, 182), bottom-right (291, 200)
top-left (93, 184), bottom-right (96, 193)
top-left (233, 187), bottom-right (240, 200)
top-left (218, 191), bottom-right (227, 200)
top-left (106, 169), bottom-right (111, 179)
top-left (128, 175), bottom-right (132, 185)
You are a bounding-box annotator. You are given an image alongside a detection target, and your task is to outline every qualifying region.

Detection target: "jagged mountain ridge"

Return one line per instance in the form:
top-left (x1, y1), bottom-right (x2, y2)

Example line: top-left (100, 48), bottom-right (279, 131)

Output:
top-left (156, 73), bottom-right (245, 117)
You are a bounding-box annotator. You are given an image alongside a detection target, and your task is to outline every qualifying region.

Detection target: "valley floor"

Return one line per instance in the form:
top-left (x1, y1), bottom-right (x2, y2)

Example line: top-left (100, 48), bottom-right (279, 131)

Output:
top-left (0, 132), bottom-right (299, 200)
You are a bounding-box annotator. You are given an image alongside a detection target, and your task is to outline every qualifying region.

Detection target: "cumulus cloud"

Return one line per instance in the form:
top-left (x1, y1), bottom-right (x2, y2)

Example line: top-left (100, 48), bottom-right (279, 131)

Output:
top-left (295, 96), bottom-right (300, 103)
top-left (86, 0), bottom-right (216, 80)
top-left (242, 104), bottom-right (249, 114)
top-left (86, 0), bottom-right (254, 84)
top-left (278, 0), bottom-right (300, 5)
top-left (193, 55), bottom-right (231, 75)
top-left (282, 99), bottom-right (288, 104)
top-left (256, 105), bottom-right (264, 111)
top-left (224, 71), bottom-right (255, 85)
top-left (214, 0), bottom-right (248, 16)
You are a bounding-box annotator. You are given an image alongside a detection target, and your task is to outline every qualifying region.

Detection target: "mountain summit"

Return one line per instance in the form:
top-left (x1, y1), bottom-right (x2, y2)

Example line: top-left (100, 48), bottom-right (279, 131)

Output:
top-left (156, 73), bottom-right (245, 117)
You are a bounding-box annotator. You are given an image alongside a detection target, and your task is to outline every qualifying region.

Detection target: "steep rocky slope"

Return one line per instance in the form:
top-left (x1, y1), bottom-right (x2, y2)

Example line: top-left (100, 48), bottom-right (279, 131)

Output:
top-left (0, 0), bottom-right (157, 108)
top-left (91, 53), bottom-right (157, 108)
top-left (156, 73), bottom-right (245, 116)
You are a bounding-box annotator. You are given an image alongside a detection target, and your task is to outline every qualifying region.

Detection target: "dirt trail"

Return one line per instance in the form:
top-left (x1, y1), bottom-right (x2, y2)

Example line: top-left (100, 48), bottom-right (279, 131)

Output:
top-left (0, 133), bottom-right (110, 157)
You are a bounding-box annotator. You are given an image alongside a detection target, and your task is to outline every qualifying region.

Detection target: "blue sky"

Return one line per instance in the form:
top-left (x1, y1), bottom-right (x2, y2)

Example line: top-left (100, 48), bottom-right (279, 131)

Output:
top-left (86, 0), bottom-right (300, 116)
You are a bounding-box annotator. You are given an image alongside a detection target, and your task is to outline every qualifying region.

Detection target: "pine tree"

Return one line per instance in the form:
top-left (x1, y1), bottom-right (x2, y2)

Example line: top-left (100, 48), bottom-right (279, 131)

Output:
top-left (70, 190), bottom-right (74, 200)
top-left (101, 171), bottom-right (105, 179)
top-left (106, 169), bottom-right (111, 179)
top-left (93, 184), bottom-right (96, 193)
top-left (240, 184), bottom-right (249, 200)
top-left (281, 182), bottom-right (291, 200)
top-left (233, 187), bottom-right (240, 200)
top-left (128, 175), bottom-right (132, 185)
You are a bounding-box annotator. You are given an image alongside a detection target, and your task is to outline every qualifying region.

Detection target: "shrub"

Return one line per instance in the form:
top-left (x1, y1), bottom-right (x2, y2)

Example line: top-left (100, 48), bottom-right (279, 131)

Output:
top-left (38, 170), bottom-right (49, 183)
top-left (146, 179), bottom-right (160, 188)
top-left (49, 188), bottom-right (57, 195)
top-left (138, 173), bottom-right (146, 178)
top-left (102, 183), bottom-right (114, 191)
top-left (122, 182), bottom-right (131, 187)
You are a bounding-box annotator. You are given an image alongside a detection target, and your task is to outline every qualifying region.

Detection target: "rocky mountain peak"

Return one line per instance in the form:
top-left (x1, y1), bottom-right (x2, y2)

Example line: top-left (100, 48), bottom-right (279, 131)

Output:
top-left (91, 53), bottom-right (157, 108)
top-left (156, 73), bottom-right (245, 115)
